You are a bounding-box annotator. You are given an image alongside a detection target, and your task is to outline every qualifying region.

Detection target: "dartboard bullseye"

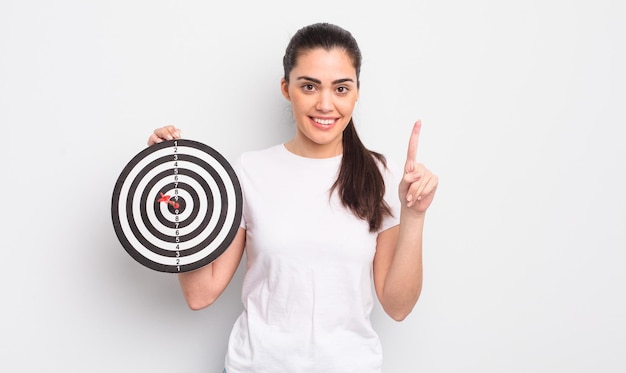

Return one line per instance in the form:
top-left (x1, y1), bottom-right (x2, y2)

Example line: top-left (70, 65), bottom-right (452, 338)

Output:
top-left (111, 139), bottom-right (243, 273)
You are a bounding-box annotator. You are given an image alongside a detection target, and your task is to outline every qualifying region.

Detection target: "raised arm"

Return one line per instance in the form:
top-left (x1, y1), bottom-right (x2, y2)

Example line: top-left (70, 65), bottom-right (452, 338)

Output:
top-left (373, 120), bottom-right (438, 321)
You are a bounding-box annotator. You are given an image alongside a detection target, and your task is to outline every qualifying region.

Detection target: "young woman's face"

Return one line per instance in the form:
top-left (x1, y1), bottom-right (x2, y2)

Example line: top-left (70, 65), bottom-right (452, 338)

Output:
top-left (281, 47), bottom-right (359, 158)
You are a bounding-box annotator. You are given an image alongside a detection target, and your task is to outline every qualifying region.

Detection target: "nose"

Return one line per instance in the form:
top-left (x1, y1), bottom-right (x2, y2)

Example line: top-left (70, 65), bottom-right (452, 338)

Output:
top-left (315, 90), bottom-right (333, 112)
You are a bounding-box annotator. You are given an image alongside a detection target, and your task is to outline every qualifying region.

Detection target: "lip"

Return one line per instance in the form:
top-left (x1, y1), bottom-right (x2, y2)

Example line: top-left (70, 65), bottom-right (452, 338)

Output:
top-left (309, 116), bottom-right (337, 130)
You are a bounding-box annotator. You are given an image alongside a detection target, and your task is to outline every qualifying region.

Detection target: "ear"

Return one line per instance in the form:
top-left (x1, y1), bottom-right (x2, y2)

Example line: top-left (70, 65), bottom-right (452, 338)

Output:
top-left (280, 78), bottom-right (291, 101)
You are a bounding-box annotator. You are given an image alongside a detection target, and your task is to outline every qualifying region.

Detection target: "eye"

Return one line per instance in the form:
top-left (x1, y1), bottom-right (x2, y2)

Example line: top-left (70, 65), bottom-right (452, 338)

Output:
top-left (302, 84), bottom-right (316, 92)
top-left (336, 86), bottom-right (350, 95)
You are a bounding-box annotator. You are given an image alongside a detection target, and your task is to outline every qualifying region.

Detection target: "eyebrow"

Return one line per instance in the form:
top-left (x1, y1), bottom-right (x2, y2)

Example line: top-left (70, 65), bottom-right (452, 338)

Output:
top-left (296, 76), bottom-right (355, 85)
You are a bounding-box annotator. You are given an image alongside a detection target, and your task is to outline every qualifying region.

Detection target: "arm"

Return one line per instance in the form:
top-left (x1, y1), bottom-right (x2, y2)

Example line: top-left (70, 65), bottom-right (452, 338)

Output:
top-left (147, 125), bottom-right (246, 310)
top-left (178, 228), bottom-right (246, 310)
top-left (373, 120), bottom-right (438, 321)
top-left (373, 209), bottom-right (424, 321)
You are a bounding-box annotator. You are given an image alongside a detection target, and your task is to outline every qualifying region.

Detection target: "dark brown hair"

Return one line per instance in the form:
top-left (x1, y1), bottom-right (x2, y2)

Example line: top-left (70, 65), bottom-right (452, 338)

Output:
top-left (283, 23), bottom-right (392, 232)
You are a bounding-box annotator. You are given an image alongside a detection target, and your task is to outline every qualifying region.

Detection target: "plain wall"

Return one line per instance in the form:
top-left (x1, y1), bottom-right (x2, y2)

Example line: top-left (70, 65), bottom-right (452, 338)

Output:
top-left (1, 0), bottom-right (625, 372)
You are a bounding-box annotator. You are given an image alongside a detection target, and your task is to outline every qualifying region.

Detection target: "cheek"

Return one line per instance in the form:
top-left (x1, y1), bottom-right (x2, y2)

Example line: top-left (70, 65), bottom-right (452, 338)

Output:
top-left (290, 98), bottom-right (310, 123)
top-left (289, 93), bottom-right (309, 111)
top-left (295, 98), bottom-right (323, 120)
top-left (337, 99), bottom-right (357, 115)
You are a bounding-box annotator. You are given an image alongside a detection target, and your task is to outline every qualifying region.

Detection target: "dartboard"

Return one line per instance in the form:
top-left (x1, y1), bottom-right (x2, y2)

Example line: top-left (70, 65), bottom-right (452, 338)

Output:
top-left (111, 139), bottom-right (242, 273)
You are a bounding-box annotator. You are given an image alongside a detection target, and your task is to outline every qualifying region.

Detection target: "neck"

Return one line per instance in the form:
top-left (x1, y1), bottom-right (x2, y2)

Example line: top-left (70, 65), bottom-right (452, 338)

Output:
top-left (284, 136), bottom-right (343, 159)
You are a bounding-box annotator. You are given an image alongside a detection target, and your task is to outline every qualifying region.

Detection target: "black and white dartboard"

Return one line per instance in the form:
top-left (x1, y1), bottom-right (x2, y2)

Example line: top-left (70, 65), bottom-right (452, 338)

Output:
top-left (111, 139), bottom-right (242, 273)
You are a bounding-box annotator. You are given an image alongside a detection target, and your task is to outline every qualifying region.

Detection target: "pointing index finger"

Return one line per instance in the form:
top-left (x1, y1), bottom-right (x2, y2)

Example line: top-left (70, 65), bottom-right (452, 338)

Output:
top-left (406, 120), bottom-right (422, 164)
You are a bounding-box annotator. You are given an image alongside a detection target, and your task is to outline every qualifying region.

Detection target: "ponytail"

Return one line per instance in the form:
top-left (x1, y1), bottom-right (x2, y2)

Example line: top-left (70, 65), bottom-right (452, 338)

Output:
top-left (331, 120), bottom-right (393, 232)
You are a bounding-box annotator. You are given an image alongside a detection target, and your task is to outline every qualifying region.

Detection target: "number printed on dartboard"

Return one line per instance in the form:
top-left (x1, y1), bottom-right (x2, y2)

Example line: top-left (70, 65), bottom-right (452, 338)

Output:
top-left (173, 140), bottom-right (181, 271)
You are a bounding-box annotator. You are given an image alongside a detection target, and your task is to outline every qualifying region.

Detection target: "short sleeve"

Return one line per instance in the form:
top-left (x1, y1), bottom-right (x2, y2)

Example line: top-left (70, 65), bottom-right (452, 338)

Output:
top-left (379, 159), bottom-right (401, 233)
top-left (233, 153), bottom-right (247, 231)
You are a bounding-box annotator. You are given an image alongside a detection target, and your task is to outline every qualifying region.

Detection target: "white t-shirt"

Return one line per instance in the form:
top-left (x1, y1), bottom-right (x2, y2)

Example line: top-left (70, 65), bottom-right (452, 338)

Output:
top-left (225, 144), bottom-right (401, 373)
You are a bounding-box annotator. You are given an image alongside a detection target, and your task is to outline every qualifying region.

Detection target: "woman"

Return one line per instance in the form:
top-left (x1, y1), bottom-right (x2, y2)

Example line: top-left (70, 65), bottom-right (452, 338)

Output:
top-left (149, 22), bottom-right (437, 373)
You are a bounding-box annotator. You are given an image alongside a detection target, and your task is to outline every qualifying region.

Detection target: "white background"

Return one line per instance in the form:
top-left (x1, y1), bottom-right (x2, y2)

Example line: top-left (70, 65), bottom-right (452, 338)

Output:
top-left (1, 1), bottom-right (625, 372)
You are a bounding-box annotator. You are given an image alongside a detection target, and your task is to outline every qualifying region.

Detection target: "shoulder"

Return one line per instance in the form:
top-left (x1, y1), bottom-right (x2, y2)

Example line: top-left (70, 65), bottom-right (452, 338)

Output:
top-left (234, 145), bottom-right (288, 180)
top-left (371, 152), bottom-right (402, 183)
top-left (237, 144), bottom-right (283, 167)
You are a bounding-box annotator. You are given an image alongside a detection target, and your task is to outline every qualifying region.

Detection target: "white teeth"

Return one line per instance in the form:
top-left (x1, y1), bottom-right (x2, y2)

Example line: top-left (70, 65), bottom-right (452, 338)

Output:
top-left (314, 118), bottom-right (334, 125)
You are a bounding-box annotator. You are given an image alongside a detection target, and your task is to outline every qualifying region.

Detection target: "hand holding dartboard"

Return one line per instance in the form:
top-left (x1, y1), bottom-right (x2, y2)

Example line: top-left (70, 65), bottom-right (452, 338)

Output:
top-left (111, 138), bottom-right (242, 273)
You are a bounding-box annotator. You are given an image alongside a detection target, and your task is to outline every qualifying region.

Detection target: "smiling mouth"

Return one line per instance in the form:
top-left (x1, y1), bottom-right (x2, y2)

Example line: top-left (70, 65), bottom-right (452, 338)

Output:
top-left (312, 117), bottom-right (335, 125)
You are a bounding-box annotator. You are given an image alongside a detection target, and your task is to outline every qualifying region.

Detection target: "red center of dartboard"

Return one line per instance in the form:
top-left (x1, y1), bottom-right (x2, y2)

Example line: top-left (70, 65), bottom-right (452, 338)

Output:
top-left (157, 192), bottom-right (186, 214)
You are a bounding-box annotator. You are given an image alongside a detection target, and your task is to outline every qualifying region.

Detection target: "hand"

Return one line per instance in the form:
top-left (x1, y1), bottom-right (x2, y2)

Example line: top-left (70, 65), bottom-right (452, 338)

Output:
top-left (147, 125), bottom-right (181, 146)
top-left (399, 120), bottom-right (438, 214)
